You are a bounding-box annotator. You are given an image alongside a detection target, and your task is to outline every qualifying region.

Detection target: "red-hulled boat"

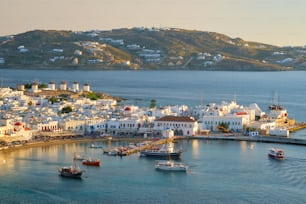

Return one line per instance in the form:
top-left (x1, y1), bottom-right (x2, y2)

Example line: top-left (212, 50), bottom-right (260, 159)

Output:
top-left (268, 148), bottom-right (284, 160)
top-left (82, 158), bottom-right (101, 166)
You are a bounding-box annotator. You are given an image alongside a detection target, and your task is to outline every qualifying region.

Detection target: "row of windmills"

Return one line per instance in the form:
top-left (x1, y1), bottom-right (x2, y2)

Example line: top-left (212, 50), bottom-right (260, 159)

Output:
top-left (17, 81), bottom-right (91, 93)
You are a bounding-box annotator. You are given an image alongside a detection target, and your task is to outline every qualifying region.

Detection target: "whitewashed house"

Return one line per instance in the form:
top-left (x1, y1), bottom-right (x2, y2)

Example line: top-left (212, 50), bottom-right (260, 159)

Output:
top-left (153, 116), bottom-right (198, 136)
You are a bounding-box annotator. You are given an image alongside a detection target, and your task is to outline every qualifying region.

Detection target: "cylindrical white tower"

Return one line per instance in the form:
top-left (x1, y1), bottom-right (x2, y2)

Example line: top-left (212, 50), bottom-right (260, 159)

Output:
top-left (83, 83), bottom-right (90, 92)
top-left (60, 81), bottom-right (67, 90)
top-left (72, 81), bottom-right (79, 92)
top-left (48, 81), bottom-right (56, 90)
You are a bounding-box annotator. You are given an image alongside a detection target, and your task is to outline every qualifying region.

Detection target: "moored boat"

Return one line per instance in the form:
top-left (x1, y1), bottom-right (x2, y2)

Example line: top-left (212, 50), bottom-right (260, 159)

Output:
top-left (58, 164), bottom-right (84, 178)
top-left (140, 143), bottom-right (182, 159)
top-left (89, 144), bottom-right (103, 149)
top-left (82, 158), bottom-right (101, 166)
top-left (155, 160), bottom-right (189, 172)
top-left (73, 153), bottom-right (85, 161)
top-left (268, 148), bottom-right (285, 159)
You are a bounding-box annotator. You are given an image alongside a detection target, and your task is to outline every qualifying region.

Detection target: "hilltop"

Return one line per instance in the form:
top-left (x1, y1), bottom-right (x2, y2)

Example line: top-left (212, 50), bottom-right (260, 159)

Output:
top-left (0, 27), bottom-right (305, 71)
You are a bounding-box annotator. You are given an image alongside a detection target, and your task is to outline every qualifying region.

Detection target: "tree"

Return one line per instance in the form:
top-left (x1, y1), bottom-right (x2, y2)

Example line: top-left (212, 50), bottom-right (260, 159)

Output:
top-left (38, 83), bottom-right (47, 89)
top-left (150, 99), bottom-right (156, 109)
top-left (61, 106), bottom-right (72, 114)
top-left (49, 96), bottom-right (58, 104)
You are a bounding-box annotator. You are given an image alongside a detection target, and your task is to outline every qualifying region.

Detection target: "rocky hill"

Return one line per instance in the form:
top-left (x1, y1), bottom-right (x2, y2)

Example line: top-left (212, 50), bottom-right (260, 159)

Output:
top-left (0, 27), bottom-right (306, 71)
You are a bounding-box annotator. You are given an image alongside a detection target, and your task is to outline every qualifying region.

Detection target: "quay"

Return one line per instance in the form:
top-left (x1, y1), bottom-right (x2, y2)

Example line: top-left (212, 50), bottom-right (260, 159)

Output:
top-left (191, 135), bottom-right (306, 146)
top-left (119, 138), bottom-right (173, 156)
top-left (288, 122), bottom-right (306, 132)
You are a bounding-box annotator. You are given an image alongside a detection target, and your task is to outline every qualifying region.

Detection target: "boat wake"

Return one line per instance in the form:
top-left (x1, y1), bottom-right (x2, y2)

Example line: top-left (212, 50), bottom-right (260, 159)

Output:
top-left (267, 156), bottom-right (306, 190)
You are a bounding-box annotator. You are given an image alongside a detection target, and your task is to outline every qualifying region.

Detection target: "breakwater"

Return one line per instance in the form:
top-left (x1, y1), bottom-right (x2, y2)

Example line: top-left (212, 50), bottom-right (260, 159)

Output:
top-left (190, 135), bottom-right (306, 146)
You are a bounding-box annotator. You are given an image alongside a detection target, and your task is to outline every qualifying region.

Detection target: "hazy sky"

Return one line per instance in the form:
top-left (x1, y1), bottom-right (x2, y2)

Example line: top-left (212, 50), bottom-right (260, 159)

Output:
top-left (1, 0), bottom-right (305, 46)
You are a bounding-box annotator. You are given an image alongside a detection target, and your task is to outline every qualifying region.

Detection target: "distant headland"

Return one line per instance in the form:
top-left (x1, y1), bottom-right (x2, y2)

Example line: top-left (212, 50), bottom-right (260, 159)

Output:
top-left (0, 27), bottom-right (306, 71)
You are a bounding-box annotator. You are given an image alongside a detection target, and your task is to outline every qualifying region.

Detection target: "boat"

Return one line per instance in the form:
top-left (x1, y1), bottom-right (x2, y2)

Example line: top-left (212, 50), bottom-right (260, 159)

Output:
top-left (89, 143), bottom-right (103, 149)
top-left (268, 148), bottom-right (285, 159)
top-left (73, 153), bottom-right (85, 161)
top-left (82, 158), bottom-right (101, 166)
top-left (155, 160), bottom-right (189, 172)
top-left (58, 163), bottom-right (84, 178)
top-left (140, 143), bottom-right (182, 158)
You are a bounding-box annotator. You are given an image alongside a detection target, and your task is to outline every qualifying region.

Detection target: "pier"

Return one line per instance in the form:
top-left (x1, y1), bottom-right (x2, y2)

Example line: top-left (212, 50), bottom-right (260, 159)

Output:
top-left (119, 138), bottom-right (173, 156)
top-left (192, 135), bottom-right (306, 146)
top-left (288, 122), bottom-right (306, 132)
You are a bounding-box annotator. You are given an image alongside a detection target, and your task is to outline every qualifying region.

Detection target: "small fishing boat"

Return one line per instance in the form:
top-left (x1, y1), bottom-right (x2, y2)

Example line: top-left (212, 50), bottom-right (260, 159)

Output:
top-left (58, 161), bottom-right (84, 178)
top-left (82, 158), bottom-right (101, 166)
top-left (155, 160), bottom-right (189, 172)
top-left (268, 148), bottom-right (284, 159)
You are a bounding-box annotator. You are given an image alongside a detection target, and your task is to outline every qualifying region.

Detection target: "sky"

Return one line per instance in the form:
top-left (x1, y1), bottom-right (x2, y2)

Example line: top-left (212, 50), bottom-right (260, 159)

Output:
top-left (0, 0), bottom-right (305, 46)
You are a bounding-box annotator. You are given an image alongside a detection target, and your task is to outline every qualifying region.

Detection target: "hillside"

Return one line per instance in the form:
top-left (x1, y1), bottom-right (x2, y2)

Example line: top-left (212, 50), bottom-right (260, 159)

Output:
top-left (0, 27), bottom-right (305, 71)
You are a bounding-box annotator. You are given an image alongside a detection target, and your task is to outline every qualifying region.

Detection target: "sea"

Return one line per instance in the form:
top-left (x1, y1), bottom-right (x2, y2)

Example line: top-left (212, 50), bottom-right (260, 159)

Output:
top-left (1, 69), bottom-right (306, 203)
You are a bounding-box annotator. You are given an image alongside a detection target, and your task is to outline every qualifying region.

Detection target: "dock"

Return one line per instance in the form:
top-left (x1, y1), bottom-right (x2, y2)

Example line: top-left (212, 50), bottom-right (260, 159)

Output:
top-left (192, 135), bottom-right (306, 146)
top-left (119, 138), bottom-right (173, 156)
top-left (288, 122), bottom-right (306, 132)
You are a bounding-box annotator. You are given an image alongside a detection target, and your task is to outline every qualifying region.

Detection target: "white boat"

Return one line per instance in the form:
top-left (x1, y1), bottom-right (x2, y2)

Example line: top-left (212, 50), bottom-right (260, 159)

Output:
top-left (268, 148), bottom-right (285, 159)
top-left (140, 143), bottom-right (182, 158)
top-left (73, 152), bottom-right (85, 161)
top-left (89, 143), bottom-right (103, 149)
top-left (155, 160), bottom-right (189, 172)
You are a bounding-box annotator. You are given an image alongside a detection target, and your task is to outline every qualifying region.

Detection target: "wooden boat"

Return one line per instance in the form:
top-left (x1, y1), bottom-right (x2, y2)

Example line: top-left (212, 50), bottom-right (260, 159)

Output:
top-left (58, 161), bottom-right (84, 178)
top-left (268, 148), bottom-right (285, 160)
top-left (155, 160), bottom-right (189, 172)
top-left (82, 158), bottom-right (101, 166)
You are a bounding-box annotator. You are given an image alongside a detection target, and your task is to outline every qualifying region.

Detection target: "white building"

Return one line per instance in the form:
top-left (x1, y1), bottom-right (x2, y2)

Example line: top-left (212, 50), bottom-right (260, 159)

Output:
top-left (48, 81), bottom-right (56, 90)
top-left (37, 121), bottom-right (59, 132)
top-left (153, 116), bottom-right (198, 136)
top-left (83, 83), bottom-right (90, 92)
top-left (60, 81), bottom-right (67, 90)
top-left (72, 81), bottom-right (79, 92)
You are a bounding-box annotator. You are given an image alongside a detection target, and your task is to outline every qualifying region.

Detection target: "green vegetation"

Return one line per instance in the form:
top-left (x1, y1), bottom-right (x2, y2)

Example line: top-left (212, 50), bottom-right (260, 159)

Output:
top-left (49, 96), bottom-right (58, 104)
top-left (150, 99), bottom-right (157, 109)
top-left (61, 106), bottom-right (72, 114)
top-left (87, 92), bottom-right (100, 100)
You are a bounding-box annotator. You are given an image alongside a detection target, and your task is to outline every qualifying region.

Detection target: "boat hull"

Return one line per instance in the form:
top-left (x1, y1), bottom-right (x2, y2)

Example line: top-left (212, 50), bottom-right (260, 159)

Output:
top-left (58, 167), bottom-right (83, 178)
top-left (155, 161), bottom-right (188, 172)
top-left (268, 148), bottom-right (284, 160)
top-left (140, 151), bottom-right (182, 159)
top-left (82, 160), bottom-right (101, 166)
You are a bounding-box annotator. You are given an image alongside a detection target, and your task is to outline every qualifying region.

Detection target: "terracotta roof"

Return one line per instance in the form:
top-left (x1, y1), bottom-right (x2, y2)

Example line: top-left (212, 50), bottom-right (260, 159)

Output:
top-left (155, 116), bottom-right (196, 122)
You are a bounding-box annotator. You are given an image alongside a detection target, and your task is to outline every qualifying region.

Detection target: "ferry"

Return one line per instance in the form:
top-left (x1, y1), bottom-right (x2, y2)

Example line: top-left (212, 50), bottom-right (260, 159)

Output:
top-left (268, 148), bottom-right (285, 160)
top-left (140, 143), bottom-right (182, 159)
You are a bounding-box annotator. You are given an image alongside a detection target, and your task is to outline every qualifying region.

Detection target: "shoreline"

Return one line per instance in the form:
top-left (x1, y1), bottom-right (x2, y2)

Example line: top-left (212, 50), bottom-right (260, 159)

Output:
top-left (2, 134), bottom-right (306, 153)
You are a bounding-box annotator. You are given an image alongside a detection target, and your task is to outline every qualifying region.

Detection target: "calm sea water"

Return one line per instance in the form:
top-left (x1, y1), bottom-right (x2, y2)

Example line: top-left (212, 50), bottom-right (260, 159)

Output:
top-left (0, 140), bottom-right (306, 203)
top-left (1, 69), bottom-right (306, 203)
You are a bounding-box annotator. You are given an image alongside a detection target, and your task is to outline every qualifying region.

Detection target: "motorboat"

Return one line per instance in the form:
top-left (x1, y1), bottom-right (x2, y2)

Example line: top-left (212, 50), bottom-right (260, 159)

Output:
top-left (155, 160), bottom-right (189, 172)
top-left (140, 143), bottom-right (182, 159)
top-left (268, 148), bottom-right (284, 159)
